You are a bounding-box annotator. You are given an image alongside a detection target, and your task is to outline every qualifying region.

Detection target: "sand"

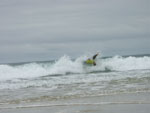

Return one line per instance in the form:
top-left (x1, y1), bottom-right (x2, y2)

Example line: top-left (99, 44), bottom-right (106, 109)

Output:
top-left (0, 92), bottom-right (150, 113)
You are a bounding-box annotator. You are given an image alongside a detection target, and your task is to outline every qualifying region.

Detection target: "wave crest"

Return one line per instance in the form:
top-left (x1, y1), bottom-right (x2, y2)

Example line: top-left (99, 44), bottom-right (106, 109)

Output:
top-left (0, 55), bottom-right (150, 80)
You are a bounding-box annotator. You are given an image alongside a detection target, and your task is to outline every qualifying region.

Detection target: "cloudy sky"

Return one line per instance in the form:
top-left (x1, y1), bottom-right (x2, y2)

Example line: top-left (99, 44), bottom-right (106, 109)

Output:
top-left (0, 0), bottom-right (149, 63)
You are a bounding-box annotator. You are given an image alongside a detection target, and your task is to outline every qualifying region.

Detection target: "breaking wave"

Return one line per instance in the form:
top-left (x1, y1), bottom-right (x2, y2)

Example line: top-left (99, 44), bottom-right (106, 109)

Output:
top-left (0, 55), bottom-right (150, 81)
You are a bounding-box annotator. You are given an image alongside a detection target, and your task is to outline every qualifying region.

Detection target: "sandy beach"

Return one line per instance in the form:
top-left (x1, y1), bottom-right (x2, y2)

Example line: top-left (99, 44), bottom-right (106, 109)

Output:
top-left (0, 92), bottom-right (150, 113)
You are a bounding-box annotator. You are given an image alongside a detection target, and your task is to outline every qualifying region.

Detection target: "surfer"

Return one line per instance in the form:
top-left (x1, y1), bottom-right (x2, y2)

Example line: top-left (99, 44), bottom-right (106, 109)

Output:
top-left (85, 53), bottom-right (99, 66)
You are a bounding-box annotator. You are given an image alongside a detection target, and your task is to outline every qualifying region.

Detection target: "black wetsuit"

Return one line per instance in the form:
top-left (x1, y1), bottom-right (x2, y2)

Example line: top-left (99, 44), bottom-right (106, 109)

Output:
top-left (92, 54), bottom-right (98, 66)
top-left (93, 54), bottom-right (98, 60)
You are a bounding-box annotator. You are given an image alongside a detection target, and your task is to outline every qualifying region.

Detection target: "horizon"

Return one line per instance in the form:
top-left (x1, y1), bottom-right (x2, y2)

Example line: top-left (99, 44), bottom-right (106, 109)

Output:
top-left (1, 53), bottom-right (150, 64)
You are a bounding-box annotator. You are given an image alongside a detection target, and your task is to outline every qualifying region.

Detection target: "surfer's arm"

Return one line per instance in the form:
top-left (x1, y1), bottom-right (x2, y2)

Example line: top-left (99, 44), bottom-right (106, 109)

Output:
top-left (92, 53), bottom-right (99, 60)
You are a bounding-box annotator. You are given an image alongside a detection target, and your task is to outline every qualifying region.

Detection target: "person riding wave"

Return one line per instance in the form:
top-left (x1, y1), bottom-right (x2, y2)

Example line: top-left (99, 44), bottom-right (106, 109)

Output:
top-left (85, 53), bottom-right (99, 66)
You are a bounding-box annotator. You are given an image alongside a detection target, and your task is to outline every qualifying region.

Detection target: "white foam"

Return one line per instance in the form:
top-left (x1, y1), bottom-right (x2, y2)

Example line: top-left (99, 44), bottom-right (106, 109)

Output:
top-left (101, 56), bottom-right (150, 71)
top-left (0, 55), bottom-right (150, 81)
top-left (49, 55), bottom-right (84, 74)
top-left (0, 63), bottom-right (50, 81)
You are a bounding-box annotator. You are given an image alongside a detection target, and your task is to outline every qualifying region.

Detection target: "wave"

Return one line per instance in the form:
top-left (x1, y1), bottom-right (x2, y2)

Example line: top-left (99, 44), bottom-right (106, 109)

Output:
top-left (0, 55), bottom-right (150, 81)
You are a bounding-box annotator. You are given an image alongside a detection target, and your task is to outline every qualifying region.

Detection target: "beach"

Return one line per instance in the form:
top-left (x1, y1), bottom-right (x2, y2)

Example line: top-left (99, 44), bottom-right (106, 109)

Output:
top-left (0, 91), bottom-right (150, 113)
top-left (0, 0), bottom-right (149, 112)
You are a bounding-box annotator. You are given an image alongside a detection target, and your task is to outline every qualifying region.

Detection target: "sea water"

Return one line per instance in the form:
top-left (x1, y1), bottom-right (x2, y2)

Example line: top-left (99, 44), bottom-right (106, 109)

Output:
top-left (0, 55), bottom-right (150, 108)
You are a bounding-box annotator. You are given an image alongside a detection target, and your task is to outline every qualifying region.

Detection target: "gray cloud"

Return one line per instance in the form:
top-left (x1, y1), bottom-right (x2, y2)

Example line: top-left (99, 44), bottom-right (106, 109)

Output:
top-left (0, 0), bottom-right (149, 63)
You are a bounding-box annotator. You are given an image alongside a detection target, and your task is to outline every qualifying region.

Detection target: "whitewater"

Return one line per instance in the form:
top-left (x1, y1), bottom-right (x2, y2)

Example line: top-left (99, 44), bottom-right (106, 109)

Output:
top-left (0, 54), bottom-right (150, 109)
top-left (1, 55), bottom-right (150, 81)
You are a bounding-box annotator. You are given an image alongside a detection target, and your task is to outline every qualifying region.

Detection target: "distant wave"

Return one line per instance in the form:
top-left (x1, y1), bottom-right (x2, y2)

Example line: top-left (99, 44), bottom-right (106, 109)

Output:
top-left (0, 55), bottom-right (150, 81)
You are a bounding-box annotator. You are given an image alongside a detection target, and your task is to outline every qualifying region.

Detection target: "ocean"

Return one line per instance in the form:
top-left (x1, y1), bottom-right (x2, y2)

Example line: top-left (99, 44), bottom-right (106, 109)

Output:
top-left (0, 54), bottom-right (150, 112)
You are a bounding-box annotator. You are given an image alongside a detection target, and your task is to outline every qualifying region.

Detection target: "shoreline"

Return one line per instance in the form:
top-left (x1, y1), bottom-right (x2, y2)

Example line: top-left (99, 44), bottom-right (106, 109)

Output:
top-left (0, 103), bottom-right (149, 113)
top-left (0, 92), bottom-right (150, 113)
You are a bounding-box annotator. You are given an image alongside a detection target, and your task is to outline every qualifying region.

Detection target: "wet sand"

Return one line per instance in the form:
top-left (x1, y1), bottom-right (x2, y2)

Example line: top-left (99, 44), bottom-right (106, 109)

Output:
top-left (0, 104), bottom-right (150, 113)
top-left (0, 92), bottom-right (150, 113)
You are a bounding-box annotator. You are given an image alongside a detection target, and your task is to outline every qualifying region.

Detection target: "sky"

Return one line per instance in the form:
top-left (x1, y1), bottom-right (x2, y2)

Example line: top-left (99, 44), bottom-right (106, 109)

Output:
top-left (0, 0), bottom-right (150, 63)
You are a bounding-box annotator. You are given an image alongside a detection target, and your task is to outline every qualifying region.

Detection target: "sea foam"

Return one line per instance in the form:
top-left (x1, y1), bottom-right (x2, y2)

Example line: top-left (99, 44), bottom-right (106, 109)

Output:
top-left (0, 55), bottom-right (150, 81)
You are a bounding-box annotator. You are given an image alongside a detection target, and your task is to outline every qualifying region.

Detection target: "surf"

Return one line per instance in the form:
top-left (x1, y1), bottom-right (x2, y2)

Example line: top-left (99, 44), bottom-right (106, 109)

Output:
top-left (0, 55), bottom-right (150, 81)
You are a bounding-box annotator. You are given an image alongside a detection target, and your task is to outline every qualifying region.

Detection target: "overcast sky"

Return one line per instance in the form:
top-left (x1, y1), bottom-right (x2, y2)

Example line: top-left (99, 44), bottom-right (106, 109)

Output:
top-left (0, 0), bottom-right (149, 63)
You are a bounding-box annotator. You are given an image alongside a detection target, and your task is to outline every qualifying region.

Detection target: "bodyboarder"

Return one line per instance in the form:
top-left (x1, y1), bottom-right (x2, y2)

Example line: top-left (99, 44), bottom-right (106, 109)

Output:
top-left (85, 53), bottom-right (99, 66)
